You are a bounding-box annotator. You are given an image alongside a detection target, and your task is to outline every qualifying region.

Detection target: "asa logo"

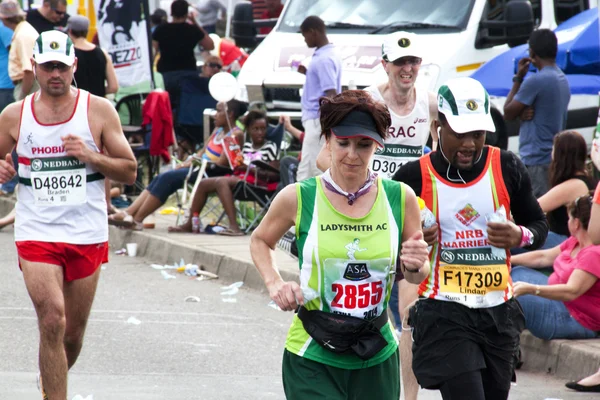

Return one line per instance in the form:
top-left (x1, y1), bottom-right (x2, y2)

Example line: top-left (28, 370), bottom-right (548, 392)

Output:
top-left (343, 263), bottom-right (371, 281)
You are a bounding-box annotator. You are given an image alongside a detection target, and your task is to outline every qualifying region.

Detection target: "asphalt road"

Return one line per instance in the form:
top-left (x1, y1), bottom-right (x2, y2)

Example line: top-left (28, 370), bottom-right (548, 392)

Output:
top-left (0, 233), bottom-right (595, 400)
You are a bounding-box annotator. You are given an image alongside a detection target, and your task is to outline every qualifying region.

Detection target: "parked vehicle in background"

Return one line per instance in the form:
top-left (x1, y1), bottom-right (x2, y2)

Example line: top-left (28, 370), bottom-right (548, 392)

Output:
top-left (233, 0), bottom-right (597, 149)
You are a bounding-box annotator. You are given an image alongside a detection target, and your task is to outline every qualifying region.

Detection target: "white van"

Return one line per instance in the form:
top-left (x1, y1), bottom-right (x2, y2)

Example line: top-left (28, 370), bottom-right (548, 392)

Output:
top-left (233, 0), bottom-right (597, 149)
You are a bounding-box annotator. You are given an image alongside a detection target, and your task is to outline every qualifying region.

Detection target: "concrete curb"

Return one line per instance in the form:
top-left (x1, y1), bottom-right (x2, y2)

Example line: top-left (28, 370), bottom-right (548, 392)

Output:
top-left (520, 331), bottom-right (600, 381)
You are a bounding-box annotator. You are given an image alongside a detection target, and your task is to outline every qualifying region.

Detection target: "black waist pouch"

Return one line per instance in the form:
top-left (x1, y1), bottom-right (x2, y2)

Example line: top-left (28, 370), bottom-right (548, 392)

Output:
top-left (297, 307), bottom-right (389, 360)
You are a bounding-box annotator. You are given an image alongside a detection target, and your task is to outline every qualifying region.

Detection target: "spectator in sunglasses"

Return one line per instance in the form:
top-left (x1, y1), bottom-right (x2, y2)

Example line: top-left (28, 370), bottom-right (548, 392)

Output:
top-left (27, 0), bottom-right (69, 34)
top-left (200, 55), bottom-right (223, 79)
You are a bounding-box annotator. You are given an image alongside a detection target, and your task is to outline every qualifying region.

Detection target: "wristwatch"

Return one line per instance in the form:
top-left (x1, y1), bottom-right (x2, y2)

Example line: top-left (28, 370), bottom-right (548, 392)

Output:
top-left (512, 75), bottom-right (524, 83)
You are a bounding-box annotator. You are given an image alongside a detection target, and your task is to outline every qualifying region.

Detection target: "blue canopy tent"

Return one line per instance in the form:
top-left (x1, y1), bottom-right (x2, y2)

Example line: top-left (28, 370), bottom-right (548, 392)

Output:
top-left (554, 8), bottom-right (600, 75)
top-left (471, 8), bottom-right (600, 96)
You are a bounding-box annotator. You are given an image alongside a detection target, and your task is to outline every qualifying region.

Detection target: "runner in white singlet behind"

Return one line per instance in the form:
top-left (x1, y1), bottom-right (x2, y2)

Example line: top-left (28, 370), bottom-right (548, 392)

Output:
top-left (0, 31), bottom-right (136, 399)
top-left (367, 31), bottom-right (438, 400)
top-left (364, 31), bottom-right (438, 180)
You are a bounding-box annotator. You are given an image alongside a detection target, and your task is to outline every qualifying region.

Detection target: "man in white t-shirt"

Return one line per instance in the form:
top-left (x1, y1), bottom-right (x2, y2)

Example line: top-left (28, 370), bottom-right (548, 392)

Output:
top-left (365, 31), bottom-right (437, 400)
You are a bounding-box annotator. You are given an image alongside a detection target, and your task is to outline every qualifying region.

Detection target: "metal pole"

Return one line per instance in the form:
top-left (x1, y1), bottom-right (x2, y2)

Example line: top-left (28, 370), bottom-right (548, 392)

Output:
top-left (225, 0), bottom-right (233, 39)
top-left (142, 0), bottom-right (156, 90)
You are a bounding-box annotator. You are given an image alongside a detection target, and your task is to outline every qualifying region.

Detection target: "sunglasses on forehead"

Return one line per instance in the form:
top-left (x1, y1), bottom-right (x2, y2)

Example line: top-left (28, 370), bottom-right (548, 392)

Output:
top-left (38, 62), bottom-right (70, 72)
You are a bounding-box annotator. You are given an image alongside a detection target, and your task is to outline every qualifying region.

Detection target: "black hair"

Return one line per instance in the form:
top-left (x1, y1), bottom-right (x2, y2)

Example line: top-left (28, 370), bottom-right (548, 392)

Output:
top-left (151, 8), bottom-right (168, 26)
top-left (243, 110), bottom-right (267, 130)
top-left (226, 99), bottom-right (248, 121)
top-left (300, 16), bottom-right (325, 33)
top-left (438, 111), bottom-right (447, 126)
top-left (529, 29), bottom-right (558, 59)
top-left (70, 29), bottom-right (87, 38)
top-left (171, 0), bottom-right (189, 18)
top-left (45, 0), bottom-right (67, 6)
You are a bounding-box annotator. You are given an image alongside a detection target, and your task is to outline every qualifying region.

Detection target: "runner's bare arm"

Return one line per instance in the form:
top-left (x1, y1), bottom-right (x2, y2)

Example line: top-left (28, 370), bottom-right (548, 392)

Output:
top-left (400, 185), bottom-right (430, 284)
top-left (250, 185), bottom-right (303, 311)
top-left (66, 96), bottom-right (137, 185)
top-left (0, 103), bottom-right (23, 183)
top-left (428, 92), bottom-right (438, 151)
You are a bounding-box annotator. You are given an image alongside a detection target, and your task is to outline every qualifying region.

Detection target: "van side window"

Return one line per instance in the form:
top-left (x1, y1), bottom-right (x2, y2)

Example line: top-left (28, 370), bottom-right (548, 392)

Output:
top-left (554, 0), bottom-right (589, 24)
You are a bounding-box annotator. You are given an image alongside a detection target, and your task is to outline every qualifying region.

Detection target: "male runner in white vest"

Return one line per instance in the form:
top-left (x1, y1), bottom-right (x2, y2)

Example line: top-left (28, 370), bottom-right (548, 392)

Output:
top-left (0, 30), bottom-right (136, 399)
top-left (364, 31), bottom-right (437, 400)
top-left (364, 31), bottom-right (437, 180)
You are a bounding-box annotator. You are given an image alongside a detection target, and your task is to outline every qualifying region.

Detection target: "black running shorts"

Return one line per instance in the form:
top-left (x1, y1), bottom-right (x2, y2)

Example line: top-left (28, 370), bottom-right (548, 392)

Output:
top-left (408, 298), bottom-right (525, 391)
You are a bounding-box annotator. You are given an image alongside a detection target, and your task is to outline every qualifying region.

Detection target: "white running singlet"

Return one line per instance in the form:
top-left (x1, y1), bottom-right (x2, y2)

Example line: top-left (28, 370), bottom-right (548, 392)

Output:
top-left (365, 85), bottom-right (431, 179)
top-left (15, 89), bottom-right (108, 244)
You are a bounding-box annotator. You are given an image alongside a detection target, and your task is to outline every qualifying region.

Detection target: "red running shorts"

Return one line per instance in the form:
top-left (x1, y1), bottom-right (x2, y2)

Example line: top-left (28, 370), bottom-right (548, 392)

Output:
top-left (16, 241), bottom-right (109, 282)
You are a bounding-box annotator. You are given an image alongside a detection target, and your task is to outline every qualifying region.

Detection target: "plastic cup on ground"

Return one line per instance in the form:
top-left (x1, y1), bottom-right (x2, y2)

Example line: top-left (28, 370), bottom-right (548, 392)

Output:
top-left (126, 243), bottom-right (138, 257)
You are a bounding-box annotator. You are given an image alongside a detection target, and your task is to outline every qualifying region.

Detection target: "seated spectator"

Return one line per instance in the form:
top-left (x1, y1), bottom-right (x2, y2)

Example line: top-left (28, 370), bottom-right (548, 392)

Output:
top-left (109, 99), bottom-right (246, 230)
top-left (200, 55), bottom-right (223, 78)
top-left (511, 194), bottom-right (600, 340)
top-left (168, 110), bottom-right (278, 236)
top-left (207, 34), bottom-right (249, 73)
top-left (538, 130), bottom-right (596, 247)
top-left (258, 0), bottom-right (283, 35)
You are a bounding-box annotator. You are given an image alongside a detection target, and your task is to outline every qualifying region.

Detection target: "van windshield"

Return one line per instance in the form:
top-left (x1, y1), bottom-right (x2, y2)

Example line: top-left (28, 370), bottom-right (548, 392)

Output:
top-left (278, 0), bottom-right (475, 33)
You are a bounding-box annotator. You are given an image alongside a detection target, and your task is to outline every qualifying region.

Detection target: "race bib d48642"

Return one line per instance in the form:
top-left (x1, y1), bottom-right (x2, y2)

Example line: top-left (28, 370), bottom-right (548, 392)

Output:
top-left (30, 156), bottom-right (86, 206)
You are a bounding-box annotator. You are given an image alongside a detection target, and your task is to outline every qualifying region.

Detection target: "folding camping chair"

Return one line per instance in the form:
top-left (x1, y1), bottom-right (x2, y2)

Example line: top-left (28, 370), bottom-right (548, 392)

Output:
top-left (214, 123), bottom-right (286, 233)
top-left (175, 156), bottom-right (209, 226)
top-left (212, 160), bottom-right (279, 233)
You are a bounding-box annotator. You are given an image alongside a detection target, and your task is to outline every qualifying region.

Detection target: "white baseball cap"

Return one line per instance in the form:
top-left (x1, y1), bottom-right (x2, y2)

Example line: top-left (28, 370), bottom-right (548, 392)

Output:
top-left (33, 30), bottom-right (76, 66)
top-left (381, 31), bottom-right (423, 62)
top-left (437, 77), bottom-right (496, 133)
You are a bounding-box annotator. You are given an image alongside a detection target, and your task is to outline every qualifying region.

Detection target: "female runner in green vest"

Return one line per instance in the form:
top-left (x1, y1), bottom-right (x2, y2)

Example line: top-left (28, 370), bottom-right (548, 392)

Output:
top-left (250, 90), bottom-right (430, 399)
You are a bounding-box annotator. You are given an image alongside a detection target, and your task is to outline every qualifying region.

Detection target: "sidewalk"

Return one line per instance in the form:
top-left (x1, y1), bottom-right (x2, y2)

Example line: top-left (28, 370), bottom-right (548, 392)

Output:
top-left (1, 197), bottom-right (599, 383)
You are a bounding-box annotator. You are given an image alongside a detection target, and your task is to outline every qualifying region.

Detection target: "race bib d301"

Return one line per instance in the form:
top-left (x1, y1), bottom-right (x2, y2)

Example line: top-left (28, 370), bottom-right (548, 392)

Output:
top-left (371, 144), bottom-right (423, 179)
top-left (30, 156), bottom-right (86, 206)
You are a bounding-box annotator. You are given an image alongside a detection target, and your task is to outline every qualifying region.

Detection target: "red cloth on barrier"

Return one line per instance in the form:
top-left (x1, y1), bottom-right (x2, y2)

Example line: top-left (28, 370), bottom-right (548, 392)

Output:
top-left (142, 91), bottom-right (175, 163)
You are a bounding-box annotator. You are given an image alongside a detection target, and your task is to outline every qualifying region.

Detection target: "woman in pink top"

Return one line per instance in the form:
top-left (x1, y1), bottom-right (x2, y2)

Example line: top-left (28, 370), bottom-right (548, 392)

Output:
top-left (563, 183), bottom-right (600, 393)
top-left (510, 193), bottom-right (600, 340)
